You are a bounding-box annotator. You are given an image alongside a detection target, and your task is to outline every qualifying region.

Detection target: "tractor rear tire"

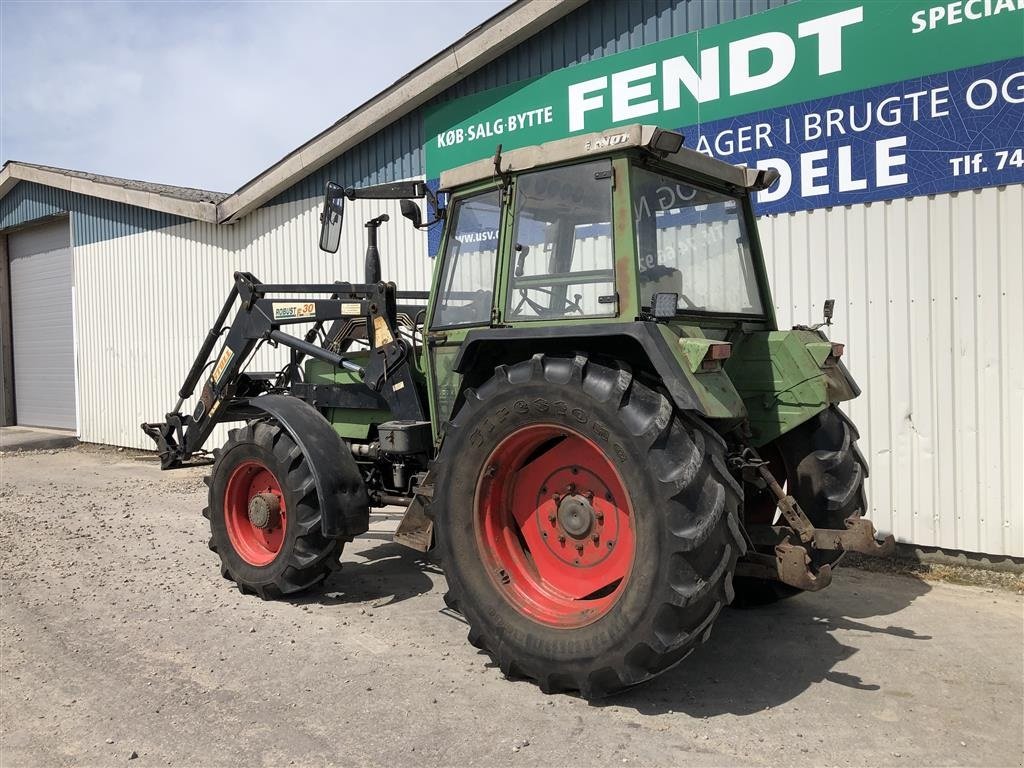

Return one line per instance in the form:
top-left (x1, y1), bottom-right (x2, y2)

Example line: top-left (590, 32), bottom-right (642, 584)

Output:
top-left (432, 354), bottom-right (744, 697)
top-left (733, 405), bottom-right (868, 607)
top-left (205, 421), bottom-right (342, 599)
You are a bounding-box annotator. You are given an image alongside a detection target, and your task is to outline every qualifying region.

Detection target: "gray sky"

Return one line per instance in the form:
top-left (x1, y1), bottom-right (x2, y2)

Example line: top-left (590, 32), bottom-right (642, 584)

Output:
top-left (1, 0), bottom-right (510, 193)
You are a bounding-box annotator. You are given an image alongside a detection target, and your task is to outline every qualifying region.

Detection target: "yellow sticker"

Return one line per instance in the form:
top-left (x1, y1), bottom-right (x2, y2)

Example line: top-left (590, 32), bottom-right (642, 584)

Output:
top-left (272, 302), bottom-right (316, 321)
top-left (211, 348), bottom-right (234, 384)
top-left (341, 302), bottom-right (362, 316)
top-left (372, 315), bottom-right (394, 346)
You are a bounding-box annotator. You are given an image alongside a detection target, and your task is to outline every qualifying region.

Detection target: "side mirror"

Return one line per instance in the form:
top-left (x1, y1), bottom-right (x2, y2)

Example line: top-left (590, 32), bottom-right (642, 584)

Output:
top-left (400, 198), bottom-right (422, 229)
top-left (319, 182), bottom-right (346, 253)
top-left (753, 167), bottom-right (781, 191)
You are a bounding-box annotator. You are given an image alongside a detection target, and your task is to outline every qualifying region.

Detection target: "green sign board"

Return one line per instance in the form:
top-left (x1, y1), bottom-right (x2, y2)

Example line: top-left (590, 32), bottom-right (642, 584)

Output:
top-left (423, 0), bottom-right (1023, 177)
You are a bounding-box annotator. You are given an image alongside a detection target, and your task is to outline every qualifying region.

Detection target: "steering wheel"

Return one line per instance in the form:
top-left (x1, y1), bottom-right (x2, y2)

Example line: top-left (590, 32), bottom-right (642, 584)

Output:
top-left (513, 286), bottom-right (584, 317)
top-left (443, 290), bottom-right (492, 324)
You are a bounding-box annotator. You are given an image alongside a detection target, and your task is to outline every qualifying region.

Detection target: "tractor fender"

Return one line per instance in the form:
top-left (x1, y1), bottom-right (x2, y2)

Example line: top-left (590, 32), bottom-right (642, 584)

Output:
top-left (452, 322), bottom-right (742, 418)
top-left (240, 394), bottom-right (369, 539)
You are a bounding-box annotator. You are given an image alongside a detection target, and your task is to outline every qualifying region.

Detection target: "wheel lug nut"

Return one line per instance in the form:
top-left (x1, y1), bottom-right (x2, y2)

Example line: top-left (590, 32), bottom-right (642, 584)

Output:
top-left (547, 512), bottom-right (557, 524)
top-left (575, 543), bottom-right (584, 554)
top-left (552, 493), bottom-right (562, 504)
top-left (591, 533), bottom-right (600, 545)
top-left (558, 534), bottom-right (566, 545)
top-left (585, 490), bottom-right (594, 501)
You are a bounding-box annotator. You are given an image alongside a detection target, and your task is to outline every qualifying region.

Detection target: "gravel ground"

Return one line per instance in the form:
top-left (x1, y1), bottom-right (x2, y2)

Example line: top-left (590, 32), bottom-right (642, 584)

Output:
top-left (1, 446), bottom-right (1022, 768)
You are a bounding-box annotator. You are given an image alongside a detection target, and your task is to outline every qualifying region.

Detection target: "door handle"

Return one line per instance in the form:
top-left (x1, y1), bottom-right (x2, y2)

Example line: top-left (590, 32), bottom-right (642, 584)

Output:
top-left (426, 332), bottom-right (448, 347)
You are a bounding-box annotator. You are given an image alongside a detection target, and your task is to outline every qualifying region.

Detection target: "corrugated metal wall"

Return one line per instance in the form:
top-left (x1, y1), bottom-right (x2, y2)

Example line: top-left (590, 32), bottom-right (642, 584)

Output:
top-left (760, 185), bottom-right (1024, 558)
top-left (1, 181), bottom-right (185, 245)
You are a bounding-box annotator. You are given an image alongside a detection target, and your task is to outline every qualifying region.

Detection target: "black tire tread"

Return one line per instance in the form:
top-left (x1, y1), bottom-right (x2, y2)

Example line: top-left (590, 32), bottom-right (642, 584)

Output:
top-left (206, 420), bottom-right (341, 599)
top-left (433, 353), bottom-right (743, 697)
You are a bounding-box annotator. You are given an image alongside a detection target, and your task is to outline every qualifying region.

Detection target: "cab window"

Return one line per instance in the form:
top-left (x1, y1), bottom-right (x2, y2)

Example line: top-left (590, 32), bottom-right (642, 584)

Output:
top-left (633, 166), bottom-right (763, 316)
top-left (507, 160), bottom-right (615, 320)
top-left (432, 190), bottom-right (502, 328)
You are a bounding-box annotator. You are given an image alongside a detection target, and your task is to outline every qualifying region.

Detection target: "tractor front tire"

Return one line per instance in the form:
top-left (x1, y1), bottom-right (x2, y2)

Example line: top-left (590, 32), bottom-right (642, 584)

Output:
top-left (432, 354), bottom-right (744, 697)
top-left (205, 421), bottom-right (342, 599)
top-left (733, 405), bottom-right (869, 606)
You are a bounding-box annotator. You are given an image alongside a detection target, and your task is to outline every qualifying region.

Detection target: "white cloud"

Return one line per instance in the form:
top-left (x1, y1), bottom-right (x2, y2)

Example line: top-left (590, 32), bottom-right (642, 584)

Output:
top-left (1, 0), bottom-right (510, 191)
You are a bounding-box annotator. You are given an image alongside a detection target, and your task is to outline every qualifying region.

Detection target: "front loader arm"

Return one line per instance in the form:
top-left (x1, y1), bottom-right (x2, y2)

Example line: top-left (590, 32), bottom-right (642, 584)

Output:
top-left (142, 271), bottom-right (426, 468)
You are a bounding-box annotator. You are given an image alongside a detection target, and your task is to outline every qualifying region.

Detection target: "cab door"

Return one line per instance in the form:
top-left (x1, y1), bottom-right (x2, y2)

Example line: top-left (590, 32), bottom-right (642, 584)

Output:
top-left (424, 186), bottom-right (507, 438)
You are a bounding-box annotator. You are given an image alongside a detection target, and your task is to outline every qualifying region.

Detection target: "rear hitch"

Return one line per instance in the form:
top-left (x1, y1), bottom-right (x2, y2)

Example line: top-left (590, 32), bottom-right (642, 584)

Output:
top-left (814, 517), bottom-right (896, 558)
top-left (732, 444), bottom-right (895, 591)
top-left (736, 528), bottom-right (834, 591)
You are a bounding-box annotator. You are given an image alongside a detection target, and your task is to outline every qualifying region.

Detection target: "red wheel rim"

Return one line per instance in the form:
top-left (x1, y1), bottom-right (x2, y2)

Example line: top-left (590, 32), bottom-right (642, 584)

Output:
top-left (224, 459), bottom-right (287, 566)
top-left (475, 425), bottom-right (635, 628)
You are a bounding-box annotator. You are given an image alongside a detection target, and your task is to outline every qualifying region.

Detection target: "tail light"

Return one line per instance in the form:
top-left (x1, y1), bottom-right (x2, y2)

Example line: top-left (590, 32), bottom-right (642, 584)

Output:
top-left (679, 338), bottom-right (732, 373)
top-left (806, 340), bottom-right (845, 368)
top-left (701, 343), bottom-right (732, 371)
top-left (823, 342), bottom-right (844, 367)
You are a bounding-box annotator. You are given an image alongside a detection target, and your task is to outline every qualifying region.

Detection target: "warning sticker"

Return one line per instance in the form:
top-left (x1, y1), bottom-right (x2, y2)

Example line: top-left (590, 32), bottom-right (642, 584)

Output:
top-left (341, 302), bottom-right (362, 316)
top-left (211, 348), bottom-right (234, 384)
top-left (372, 315), bottom-right (394, 346)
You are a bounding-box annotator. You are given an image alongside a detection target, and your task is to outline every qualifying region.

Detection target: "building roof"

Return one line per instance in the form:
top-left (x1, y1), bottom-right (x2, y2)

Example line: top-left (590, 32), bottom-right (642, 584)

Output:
top-left (0, 161), bottom-right (225, 222)
top-left (16, 162), bottom-right (229, 204)
top-left (1, 0), bottom-right (585, 227)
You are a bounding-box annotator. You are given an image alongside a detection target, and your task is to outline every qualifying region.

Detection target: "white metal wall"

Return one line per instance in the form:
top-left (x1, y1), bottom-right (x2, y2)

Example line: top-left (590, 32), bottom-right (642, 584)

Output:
top-left (72, 184), bottom-right (1023, 557)
top-left (760, 185), bottom-right (1024, 558)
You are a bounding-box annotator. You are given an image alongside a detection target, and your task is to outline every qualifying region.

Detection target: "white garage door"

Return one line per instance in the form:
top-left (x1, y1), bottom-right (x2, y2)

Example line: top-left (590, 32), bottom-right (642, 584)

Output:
top-left (9, 219), bottom-right (76, 430)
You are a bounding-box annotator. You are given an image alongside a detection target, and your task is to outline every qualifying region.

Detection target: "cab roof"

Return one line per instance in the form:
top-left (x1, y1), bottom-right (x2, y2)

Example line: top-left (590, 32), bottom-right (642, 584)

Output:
top-left (438, 124), bottom-right (767, 193)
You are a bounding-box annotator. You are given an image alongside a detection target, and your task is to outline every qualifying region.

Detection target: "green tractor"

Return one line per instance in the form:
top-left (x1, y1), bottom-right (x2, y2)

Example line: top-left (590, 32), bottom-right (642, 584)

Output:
top-left (144, 124), bottom-right (893, 697)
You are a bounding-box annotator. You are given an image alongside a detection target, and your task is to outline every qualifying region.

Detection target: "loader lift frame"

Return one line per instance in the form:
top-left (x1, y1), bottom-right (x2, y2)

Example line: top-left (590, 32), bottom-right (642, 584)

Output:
top-left (143, 179), bottom-right (439, 470)
top-left (143, 273), bottom-right (429, 470)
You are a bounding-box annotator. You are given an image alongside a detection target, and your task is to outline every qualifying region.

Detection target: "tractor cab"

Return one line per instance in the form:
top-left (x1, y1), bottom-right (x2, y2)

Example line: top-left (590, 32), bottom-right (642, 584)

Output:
top-left (422, 125), bottom-right (789, 435)
top-left (430, 124), bottom-right (778, 329)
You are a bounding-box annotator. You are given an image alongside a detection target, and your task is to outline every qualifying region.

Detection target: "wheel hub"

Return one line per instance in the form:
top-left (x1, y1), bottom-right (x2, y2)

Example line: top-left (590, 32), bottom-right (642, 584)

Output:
top-left (247, 493), bottom-right (280, 529)
top-left (476, 424), bottom-right (635, 628)
top-left (557, 494), bottom-right (595, 539)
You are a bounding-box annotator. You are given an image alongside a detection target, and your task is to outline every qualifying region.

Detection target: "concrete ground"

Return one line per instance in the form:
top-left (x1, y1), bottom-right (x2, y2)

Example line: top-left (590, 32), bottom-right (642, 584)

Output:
top-left (1, 446), bottom-right (1021, 768)
top-left (0, 426), bottom-right (78, 452)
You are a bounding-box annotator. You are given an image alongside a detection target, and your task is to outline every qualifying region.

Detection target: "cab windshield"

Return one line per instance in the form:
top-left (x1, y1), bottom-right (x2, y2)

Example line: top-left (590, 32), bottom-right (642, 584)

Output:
top-left (632, 165), bottom-right (764, 316)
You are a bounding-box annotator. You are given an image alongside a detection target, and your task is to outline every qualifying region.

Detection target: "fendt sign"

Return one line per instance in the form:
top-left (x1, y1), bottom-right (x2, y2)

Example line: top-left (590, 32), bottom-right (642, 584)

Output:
top-left (424, 0), bottom-right (1024, 216)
